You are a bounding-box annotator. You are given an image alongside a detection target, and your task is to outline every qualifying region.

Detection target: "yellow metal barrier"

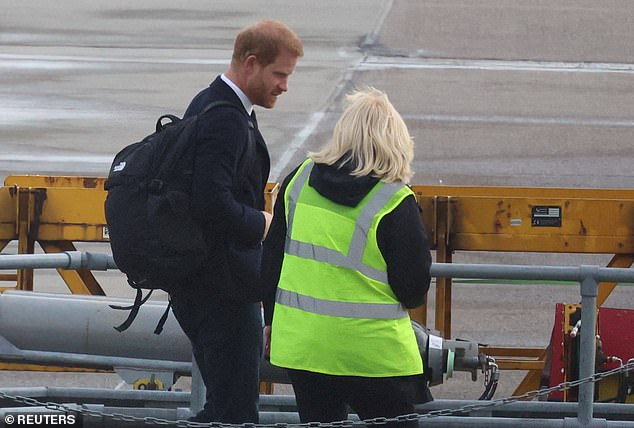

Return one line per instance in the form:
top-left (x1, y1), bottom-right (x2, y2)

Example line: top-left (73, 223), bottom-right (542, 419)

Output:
top-left (0, 176), bottom-right (280, 294)
top-left (0, 176), bottom-right (280, 380)
top-left (1, 177), bottom-right (633, 395)
top-left (412, 185), bottom-right (634, 396)
top-left (413, 185), bottom-right (634, 332)
top-left (0, 176), bottom-right (109, 294)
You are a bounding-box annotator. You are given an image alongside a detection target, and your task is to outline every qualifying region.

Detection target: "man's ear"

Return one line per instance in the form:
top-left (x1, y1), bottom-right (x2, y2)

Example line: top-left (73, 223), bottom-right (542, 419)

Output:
top-left (244, 54), bottom-right (259, 73)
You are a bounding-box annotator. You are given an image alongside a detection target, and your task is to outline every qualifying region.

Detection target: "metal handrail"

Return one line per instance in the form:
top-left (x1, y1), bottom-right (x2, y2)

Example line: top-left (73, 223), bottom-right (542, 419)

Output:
top-left (0, 251), bottom-right (116, 271)
top-left (2, 251), bottom-right (632, 283)
top-left (1, 252), bottom-right (633, 427)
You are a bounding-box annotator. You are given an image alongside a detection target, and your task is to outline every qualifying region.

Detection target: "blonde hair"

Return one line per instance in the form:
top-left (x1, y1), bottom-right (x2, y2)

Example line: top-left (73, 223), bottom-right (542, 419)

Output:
top-left (232, 19), bottom-right (304, 66)
top-left (310, 87), bottom-right (414, 183)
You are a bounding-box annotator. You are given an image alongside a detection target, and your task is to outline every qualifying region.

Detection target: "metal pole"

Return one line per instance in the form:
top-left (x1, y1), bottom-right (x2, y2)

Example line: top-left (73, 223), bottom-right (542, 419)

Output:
top-left (577, 265), bottom-right (600, 426)
top-left (0, 251), bottom-right (116, 271)
top-left (189, 356), bottom-right (205, 416)
top-left (6, 253), bottom-right (634, 284)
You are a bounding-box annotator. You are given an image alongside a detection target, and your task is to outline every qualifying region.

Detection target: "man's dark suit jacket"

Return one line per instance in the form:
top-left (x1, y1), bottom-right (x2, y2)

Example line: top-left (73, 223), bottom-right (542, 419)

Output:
top-left (174, 75), bottom-right (270, 303)
top-left (169, 77), bottom-right (265, 425)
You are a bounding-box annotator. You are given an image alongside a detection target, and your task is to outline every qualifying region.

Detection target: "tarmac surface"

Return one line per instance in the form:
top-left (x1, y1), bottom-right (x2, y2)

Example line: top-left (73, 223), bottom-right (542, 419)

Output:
top-left (2, 0), bottom-right (634, 402)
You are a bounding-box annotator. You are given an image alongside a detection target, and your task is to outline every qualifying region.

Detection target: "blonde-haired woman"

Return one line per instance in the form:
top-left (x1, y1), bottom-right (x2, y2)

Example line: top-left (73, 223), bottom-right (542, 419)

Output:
top-left (262, 87), bottom-right (433, 425)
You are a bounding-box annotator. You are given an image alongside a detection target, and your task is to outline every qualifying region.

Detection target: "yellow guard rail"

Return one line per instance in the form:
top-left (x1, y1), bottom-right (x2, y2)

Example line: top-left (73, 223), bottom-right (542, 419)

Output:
top-left (2, 175), bottom-right (634, 395)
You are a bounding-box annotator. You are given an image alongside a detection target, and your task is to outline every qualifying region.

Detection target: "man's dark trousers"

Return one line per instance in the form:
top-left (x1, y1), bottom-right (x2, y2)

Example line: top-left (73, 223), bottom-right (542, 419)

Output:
top-left (171, 295), bottom-right (262, 423)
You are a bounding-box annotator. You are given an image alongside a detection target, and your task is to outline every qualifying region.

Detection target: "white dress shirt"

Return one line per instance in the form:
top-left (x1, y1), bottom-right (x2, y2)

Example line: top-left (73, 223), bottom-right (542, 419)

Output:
top-left (221, 73), bottom-right (253, 115)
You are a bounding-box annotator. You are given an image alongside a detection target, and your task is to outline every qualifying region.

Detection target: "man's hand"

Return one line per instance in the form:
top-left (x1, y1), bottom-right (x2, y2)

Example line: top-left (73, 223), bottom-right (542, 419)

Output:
top-left (261, 211), bottom-right (273, 240)
top-left (263, 325), bottom-right (272, 360)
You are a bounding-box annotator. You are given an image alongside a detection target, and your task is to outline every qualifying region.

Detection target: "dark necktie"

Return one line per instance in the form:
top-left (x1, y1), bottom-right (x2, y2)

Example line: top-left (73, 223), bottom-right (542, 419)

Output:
top-left (250, 110), bottom-right (258, 129)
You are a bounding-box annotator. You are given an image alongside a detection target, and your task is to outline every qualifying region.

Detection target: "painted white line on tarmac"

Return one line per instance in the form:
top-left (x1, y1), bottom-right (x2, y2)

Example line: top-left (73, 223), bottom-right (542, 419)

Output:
top-left (362, 0), bottom-right (394, 47)
top-left (402, 113), bottom-right (634, 127)
top-left (0, 53), bottom-right (229, 68)
top-left (359, 57), bottom-right (634, 74)
top-left (0, 154), bottom-right (113, 164)
top-left (269, 111), bottom-right (325, 181)
top-left (269, 1), bottom-right (399, 182)
top-left (270, 1), bottom-right (397, 182)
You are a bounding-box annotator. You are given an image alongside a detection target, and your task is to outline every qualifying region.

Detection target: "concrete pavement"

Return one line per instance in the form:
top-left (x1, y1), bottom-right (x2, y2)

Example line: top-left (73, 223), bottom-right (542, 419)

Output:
top-left (1, 0), bottom-right (634, 401)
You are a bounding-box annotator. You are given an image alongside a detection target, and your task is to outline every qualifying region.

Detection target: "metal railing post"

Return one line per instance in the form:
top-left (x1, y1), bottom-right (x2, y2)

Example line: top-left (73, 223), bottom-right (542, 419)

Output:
top-left (190, 356), bottom-right (205, 416)
top-left (577, 265), bottom-right (600, 426)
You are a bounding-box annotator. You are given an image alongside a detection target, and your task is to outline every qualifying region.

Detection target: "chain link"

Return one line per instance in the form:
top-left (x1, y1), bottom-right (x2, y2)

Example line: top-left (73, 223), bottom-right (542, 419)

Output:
top-left (1, 361), bottom-right (633, 427)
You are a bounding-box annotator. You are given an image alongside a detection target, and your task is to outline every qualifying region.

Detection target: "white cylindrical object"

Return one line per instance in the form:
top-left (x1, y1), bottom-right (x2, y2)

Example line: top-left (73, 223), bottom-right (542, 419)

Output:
top-left (0, 290), bottom-right (191, 362)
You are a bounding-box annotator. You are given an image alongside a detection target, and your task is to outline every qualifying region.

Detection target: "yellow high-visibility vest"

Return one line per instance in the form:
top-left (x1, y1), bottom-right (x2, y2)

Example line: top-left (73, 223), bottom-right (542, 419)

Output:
top-left (270, 159), bottom-right (423, 377)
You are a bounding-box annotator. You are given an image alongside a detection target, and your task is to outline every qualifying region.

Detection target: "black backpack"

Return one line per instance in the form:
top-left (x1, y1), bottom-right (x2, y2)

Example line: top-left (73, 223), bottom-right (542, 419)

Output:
top-left (104, 101), bottom-right (255, 333)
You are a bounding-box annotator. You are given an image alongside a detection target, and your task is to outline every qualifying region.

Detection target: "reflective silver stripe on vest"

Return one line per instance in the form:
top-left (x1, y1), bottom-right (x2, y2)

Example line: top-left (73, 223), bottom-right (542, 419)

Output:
top-left (285, 160), bottom-right (313, 242)
top-left (280, 160), bottom-right (408, 319)
top-left (285, 161), bottom-right (403, 284)
top-left (276, 287), bottom-right (407, 319)
top-left (285, 239), bottom-right (388, 283)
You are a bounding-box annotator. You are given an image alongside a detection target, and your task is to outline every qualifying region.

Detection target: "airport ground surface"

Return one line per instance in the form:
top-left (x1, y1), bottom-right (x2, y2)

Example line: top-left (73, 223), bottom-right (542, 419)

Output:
top-left (1, 0), bottom-right (634, 401)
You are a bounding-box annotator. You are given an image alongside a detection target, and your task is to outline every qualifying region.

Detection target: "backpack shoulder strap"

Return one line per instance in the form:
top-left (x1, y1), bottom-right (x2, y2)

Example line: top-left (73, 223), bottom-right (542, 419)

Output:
top-left (109, 287), bottom-right (154, 332)
top-left (153, 100), bottom-right (244, 180)
top-left (236, 119), bottom-right (257, 188)
top-left (199, 100), bottom-right (235, 116)
top-left (197, 100), bottom-right (257, 188)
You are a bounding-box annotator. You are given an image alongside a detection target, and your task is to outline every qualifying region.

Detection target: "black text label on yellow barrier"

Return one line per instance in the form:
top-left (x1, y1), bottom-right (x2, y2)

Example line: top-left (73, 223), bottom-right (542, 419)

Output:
top-left (532, 206), bottom-right (562, 227)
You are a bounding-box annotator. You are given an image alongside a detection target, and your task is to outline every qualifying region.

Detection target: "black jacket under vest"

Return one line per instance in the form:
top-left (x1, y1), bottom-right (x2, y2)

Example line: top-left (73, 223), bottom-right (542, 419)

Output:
top-left (262, 159), bottom-right (432, 325)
